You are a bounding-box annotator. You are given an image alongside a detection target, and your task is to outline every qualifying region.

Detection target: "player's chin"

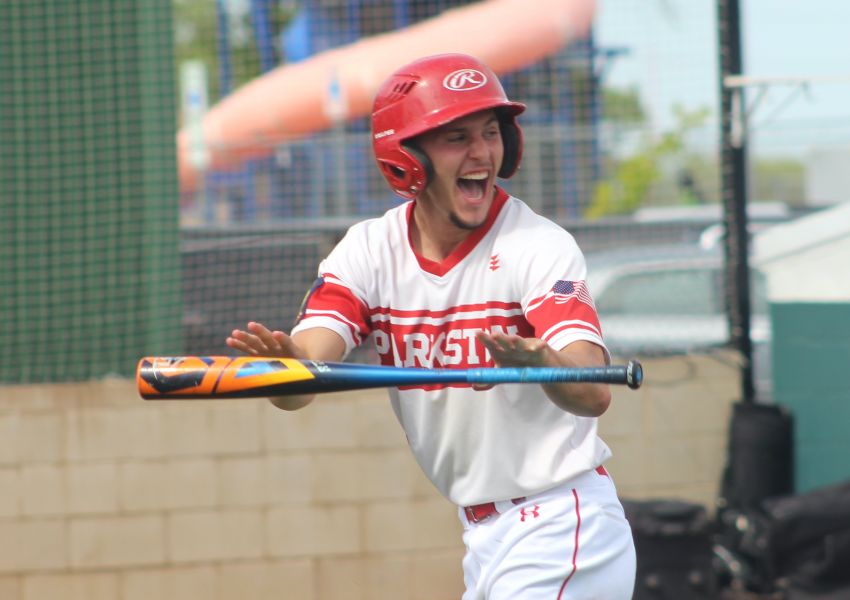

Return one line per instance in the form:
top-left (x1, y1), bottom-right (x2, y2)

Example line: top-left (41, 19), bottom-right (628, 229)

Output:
top-left (450, 199), bottom-right (491, 229)
top-left (449, 211), bottom-right (488, 231)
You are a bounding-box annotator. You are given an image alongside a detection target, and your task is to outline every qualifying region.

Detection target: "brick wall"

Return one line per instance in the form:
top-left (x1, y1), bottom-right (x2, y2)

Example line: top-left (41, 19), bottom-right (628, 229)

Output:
top-left (0, 353), bottom-right (738, 599)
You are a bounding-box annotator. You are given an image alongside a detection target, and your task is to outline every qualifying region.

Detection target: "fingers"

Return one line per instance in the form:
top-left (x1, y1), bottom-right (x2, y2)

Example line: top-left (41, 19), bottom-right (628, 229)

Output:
top-left (476, 331), bottom-right (547, 367)
top-left (226, 322), bottom-right (289, 357)
top-left (472, 332), bottom-right (548, 390)
top-left (225, 335), bottom-right (252, 354)
top-left (249, 321), bottom-right (282, 351)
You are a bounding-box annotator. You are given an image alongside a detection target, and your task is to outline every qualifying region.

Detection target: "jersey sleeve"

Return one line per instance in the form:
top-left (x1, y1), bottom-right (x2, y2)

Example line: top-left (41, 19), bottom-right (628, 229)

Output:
top-left (290, 224), bottom-right (373, 357)
top-left (519, 228), bottom-right (608, 358)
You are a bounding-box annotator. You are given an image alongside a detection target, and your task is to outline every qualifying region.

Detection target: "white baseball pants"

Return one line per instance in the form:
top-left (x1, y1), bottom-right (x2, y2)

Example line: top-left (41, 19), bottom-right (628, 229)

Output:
top-left (458, 468), bottom-right (636, 600)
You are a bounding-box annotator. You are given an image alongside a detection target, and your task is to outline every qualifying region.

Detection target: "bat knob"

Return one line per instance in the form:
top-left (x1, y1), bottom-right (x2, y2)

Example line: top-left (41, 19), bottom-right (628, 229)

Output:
top-left (626, 360), bottom-right (643, 390)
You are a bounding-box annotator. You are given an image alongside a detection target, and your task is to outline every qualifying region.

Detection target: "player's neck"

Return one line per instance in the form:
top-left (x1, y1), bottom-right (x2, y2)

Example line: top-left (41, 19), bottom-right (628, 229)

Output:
top-left (409, 205), bottom-right (470, 263)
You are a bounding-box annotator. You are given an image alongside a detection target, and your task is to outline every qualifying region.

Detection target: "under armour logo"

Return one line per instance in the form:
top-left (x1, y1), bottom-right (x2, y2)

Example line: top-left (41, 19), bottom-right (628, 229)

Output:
top-left (443, 69), bottom-right (487, 92)
top-left (520, 505), bottom-right (540, 521)
top-left (489, 254), bottom-right (500, 271)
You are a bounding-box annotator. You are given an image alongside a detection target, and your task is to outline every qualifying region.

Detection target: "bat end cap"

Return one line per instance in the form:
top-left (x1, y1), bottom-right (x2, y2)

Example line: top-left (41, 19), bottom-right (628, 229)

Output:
top-left (626, 360), bottom-right (643, 389)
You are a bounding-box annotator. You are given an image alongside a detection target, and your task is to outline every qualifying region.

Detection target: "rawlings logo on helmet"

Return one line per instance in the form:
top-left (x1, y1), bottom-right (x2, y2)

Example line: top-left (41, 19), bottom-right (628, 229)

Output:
top-left (443, 69), bottom-right (488, 92)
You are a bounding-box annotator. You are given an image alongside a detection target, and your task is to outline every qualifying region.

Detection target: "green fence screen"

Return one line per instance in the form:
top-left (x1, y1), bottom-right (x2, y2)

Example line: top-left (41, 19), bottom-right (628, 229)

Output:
top-left (1, 1), bottom-right (182, 383)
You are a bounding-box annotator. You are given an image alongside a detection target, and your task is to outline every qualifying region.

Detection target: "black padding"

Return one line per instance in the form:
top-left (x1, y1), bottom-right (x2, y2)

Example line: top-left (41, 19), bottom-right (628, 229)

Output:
top-left (498, 121), bottom-right (521, 178)
top-left (401, 142), bottom-right (433, 187)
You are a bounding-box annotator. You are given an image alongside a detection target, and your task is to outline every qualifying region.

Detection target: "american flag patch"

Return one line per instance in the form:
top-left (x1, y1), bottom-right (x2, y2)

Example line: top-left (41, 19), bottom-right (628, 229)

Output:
top-left (551, 279), bottom-right (594, 307)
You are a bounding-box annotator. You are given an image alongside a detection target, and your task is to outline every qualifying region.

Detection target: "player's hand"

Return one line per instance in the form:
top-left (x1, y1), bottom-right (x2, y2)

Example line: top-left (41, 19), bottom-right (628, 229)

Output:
top-left (472, 331), bottom-right (550, 391)
top-left (226, 321), bottom-right (306, 359)
top-left (476, 330), bottom-right (549, 368)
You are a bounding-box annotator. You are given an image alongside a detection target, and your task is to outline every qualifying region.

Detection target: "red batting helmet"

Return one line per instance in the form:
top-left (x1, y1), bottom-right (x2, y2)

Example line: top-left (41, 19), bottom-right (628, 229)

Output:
top-left (371, 53), bottom-right (526, 199)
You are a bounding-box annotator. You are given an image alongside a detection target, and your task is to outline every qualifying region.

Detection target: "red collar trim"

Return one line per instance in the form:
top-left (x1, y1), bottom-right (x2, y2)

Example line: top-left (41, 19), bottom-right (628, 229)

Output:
top-left (407, 187), bottom-right (509, 277)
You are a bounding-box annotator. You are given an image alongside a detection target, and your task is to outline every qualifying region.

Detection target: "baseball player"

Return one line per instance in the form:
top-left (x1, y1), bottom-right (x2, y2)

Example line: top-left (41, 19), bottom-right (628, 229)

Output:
top-left (227, 53), bottom-right (636, 599)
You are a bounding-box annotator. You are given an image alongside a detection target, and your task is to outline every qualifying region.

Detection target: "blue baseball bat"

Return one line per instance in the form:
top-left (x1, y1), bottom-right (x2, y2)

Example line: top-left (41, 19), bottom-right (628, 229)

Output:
top-left (138, 356), bottom-right (643, 399)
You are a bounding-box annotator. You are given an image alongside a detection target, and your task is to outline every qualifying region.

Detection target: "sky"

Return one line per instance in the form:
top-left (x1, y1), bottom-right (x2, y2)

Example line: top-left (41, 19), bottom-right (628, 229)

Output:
top-left (594, 0), bottom-right (850, 157)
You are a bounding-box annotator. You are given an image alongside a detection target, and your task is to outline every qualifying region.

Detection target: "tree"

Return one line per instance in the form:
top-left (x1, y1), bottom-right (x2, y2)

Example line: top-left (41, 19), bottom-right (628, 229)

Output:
top-left (586, 103), bottom-right (711, 218)
top-left (173, 0), bottom-right (298, 104)
top-left (602, 85), bottom-right (646, 125)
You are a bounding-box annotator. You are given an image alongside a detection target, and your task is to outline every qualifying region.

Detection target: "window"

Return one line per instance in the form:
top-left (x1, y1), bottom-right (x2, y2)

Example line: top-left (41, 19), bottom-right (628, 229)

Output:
top-left (596, 268), bottom-right (720, 316)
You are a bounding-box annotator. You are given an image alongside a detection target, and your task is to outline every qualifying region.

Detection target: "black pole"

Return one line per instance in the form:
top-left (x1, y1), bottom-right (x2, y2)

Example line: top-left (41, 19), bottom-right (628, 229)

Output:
top-left (718, 0), bottom-right (755, 403)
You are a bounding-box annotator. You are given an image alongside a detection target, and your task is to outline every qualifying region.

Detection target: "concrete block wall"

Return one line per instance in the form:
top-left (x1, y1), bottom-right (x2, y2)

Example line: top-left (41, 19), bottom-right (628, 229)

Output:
top-left (0, 353), bottom-right (738, 599)
top-left (602, 352), bottom-right (739, 507)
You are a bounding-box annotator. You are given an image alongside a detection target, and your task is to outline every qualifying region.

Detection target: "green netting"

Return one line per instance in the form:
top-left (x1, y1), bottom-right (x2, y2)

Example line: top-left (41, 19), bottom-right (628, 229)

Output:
top-left (1, 1), bottom-right (182, 383)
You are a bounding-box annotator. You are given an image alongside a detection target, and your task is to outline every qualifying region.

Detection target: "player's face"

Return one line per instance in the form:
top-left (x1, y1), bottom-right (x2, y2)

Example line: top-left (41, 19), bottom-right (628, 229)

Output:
top-left (415, 109), bottom-right (504, 230)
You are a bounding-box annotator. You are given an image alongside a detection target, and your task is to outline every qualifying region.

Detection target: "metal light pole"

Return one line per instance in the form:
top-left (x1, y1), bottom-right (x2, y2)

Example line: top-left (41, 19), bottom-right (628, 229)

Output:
top-left (718, 0), bottom-right (755, 403)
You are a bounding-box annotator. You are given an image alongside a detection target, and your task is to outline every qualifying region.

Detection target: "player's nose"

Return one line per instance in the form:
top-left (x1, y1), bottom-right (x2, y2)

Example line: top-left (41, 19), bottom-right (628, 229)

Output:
top-left (467, 133), bottom-right (491, 159)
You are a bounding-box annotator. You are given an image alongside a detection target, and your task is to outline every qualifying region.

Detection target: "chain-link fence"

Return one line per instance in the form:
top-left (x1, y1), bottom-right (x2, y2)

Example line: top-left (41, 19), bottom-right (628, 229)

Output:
top-left (3, 0), bottom-right (848, 383)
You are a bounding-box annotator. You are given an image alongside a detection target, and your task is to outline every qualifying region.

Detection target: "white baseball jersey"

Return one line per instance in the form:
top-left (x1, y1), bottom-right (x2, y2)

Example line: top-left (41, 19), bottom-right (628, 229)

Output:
top-left (291, 188), bottom-right (613, 506)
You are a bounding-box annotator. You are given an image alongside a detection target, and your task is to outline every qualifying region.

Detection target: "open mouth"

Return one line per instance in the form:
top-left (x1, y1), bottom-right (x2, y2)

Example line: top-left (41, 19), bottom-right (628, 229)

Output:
top-left (457, 171), bottom-right (489, 201)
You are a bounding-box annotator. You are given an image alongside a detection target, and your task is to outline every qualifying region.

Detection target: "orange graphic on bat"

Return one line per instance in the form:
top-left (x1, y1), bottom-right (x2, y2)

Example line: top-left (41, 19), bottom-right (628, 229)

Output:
top-left (137, 356), bottom-right (316, 398)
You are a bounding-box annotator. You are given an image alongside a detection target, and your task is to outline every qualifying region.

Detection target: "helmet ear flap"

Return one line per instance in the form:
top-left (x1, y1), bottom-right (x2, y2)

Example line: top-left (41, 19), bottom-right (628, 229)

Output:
top-left (376, 144), bottom-right (433, 200)
top-left (498, 119), bottom-right (523, 179)
top-left (402, 142), bottom-right (434, 190)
